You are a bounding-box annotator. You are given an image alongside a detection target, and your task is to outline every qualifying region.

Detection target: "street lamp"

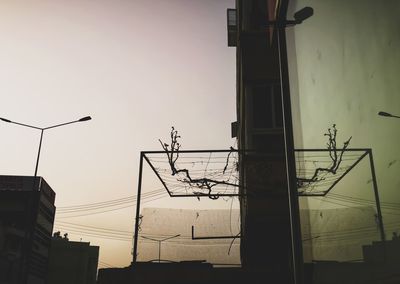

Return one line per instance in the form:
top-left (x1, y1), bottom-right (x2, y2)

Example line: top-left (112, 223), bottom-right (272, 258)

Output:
top-left (141, 234), bottom-right (180, 263)
top-left (266, 7), bottom-right (314, 26)
top-left (378, 111), bottom-right (400, 119)
top-left (0, 116), bottom-right (92, 177)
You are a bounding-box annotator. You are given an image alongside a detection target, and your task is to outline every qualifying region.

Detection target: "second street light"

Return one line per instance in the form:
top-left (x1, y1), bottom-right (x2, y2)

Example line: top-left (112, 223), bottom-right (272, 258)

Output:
top-left (0, 116), bottom-right (92, 177)
top-left (378, 111), bottom-right (400, 119)
top-left (141, 234), bottom-right (180, 263)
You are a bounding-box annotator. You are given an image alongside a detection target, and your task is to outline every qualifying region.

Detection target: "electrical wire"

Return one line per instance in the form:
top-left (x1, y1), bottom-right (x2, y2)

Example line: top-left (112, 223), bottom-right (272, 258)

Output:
top-left (56, 189), bottom-right (170, 218)
top-left (57, 188), bottom-right (166, 212)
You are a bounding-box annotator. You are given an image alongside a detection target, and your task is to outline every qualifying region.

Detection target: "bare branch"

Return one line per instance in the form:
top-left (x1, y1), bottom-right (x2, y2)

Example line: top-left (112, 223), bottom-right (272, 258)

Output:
top-left (159, 127), bottom-right (236, 199)
top-left (297, 124), bottom-right (352, 189)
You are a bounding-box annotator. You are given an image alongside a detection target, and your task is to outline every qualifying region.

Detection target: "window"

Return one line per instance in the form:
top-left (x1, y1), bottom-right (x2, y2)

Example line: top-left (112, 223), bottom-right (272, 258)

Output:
top-left (251, 84), bottom-right (283, 129)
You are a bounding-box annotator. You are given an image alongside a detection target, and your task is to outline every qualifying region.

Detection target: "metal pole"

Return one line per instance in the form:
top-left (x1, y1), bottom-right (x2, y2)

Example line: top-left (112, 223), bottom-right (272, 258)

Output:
top-left (34, 129), bottom-right (44, 177)
top-left (277, 16), bottom-right (304, 284)
top-left (158, 241), bottom-right (161, 263)
top-left (368, 149), bottom-right (385, 242)
top-left (132, 152), bottom-right (144, 264)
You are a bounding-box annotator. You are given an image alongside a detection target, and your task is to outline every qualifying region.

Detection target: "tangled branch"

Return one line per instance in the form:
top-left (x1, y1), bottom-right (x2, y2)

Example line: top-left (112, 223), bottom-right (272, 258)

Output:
top-left (297, 124), bottom-right (352, 188)
top-left (159, 127), bottom-right (236, 200)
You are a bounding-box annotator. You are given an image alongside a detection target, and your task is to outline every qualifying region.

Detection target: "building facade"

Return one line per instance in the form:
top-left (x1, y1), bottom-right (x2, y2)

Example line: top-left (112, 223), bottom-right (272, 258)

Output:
top-left (231, 0), bottom-right (400, 282)
top-left (47, 235), bottom-right (99, 284)
top-left (229, 0), bottom-right (302, 282)
top-left (0, 175), bottom-right (56, 284)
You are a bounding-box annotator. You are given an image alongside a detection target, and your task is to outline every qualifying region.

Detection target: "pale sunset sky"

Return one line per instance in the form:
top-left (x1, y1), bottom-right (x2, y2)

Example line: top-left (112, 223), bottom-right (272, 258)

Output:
top-left (0, 0), bottom-right (236, 268)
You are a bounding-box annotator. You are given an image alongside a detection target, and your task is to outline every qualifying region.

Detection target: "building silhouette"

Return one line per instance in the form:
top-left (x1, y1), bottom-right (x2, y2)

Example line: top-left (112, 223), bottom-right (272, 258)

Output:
top-left (229, 1), bottom-right (301, 282)
top-left (0, 175), bottom-right (55, 284)
top-left (229, 0), bottom-right (400, 283)
top-left (47, 233), bottom-right (99, 284)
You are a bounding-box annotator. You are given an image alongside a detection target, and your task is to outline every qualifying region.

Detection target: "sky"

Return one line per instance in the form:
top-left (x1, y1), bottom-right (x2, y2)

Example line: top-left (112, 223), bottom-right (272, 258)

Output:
top-left (0, 0), bottom-right (236, 268)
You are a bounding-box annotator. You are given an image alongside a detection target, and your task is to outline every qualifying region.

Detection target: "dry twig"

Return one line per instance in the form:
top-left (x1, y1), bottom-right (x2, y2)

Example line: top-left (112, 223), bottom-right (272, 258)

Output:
top-left (159, 127), bottom-right (236, 199)
top-left (297, 124), bottom-right (352, 189)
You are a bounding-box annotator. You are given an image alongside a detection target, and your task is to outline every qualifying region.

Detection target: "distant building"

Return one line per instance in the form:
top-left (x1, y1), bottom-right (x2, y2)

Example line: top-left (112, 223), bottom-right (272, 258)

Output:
top-left (363, 237), bottom-right (400, 264)
top-left (47, 234), bottom-right (99, 284)
top-left (137, 208), bottom-right (241, 264)
top-left (137, 207), bottom-right (378, 264)
top-left (98, 261), bottom-right (245, 284)
top-left (0, 175), bottom-right (56, 284)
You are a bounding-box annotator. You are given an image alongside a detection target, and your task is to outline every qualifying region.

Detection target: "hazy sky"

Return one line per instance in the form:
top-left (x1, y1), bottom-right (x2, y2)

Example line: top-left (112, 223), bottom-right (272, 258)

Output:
top-left (0, 0), bottom-right (236, 268)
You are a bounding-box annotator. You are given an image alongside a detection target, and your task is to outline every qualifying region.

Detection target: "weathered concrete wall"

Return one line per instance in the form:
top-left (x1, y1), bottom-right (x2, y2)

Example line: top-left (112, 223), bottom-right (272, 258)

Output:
top-left (287, 0), bottom-right (400, 239)
top-left (137, 208), bottom-right (241, 264)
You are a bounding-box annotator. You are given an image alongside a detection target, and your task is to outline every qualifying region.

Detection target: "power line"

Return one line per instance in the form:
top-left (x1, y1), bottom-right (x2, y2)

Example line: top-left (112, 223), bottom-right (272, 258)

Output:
top-left (56, 190), bottom-right (169, 218)
top-left (56, 195), bottom-right (164, 219)
top-left (57, 188), bottom-right (166, 212)
top-left (56, 221), bottom-right (133, 234)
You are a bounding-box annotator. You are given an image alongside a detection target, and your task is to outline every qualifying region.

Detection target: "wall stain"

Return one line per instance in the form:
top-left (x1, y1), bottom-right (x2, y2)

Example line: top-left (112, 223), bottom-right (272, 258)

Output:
top-left (317, 49), bottom-right (322, 61)
top-left (346, 101), bottom-right (352, 112)
top-left (388, 160), bottom-right (397, 168)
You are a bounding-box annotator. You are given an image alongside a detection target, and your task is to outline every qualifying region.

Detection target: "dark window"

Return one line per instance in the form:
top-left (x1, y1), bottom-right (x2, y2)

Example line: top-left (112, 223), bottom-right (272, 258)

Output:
top-left (5, 236), bottom-right (20, 251)
top-left (227, 9), bottom-right (237, 47)
top-left (253, 86), bottom-right (273, 128)
top-left (253, 133), bottom-right (285, 153)
top-left (251, 84), bottom-right (282, 129)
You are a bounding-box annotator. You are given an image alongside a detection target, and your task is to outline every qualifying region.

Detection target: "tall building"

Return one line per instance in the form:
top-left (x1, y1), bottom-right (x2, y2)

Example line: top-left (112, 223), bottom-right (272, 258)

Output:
top-left (228, 0), bottom-right (301, 282)
top-left (285, 0), bottom-right (400, 282)
top-left (230, 0), bottom-right (400, 283)
top-left (0, 175), bottom-right (56, 284)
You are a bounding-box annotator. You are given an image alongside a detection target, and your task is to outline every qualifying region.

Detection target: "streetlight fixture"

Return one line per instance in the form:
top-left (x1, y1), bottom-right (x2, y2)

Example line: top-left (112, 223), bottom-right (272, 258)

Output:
top-left (293, 7), bottom-right (314, 24)
top-left (378, 111), bottom-right (400, 119)
top-left (0, 116), bottom-right (92, 177)
top-left (141, 234), bottom-right (180, 263)
top-left (266, 7), bottom-right (314, 27)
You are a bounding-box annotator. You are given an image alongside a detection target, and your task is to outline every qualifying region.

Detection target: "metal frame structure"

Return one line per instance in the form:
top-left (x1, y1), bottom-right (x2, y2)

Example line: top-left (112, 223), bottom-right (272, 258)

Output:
top-left (296, 148), bottom-right (385, 243)
top-left (297, 148), bottom-right (368, 197)
top-left (132, 148), bottom-right (385, 263)
top-left (191, 225), bottom-right (240, 240)
top-left (142, 149), bottom-right (241, 198)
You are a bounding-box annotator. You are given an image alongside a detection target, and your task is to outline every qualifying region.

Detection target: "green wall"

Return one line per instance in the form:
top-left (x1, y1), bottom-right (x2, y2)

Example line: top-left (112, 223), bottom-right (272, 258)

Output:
top-left (287, 0), bottom-right (400, 242)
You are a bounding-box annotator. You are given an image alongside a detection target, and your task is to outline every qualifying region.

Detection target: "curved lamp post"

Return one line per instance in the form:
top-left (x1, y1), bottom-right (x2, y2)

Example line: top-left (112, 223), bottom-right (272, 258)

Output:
top-left (0, 116), bottom-right (91, 177)
top-left (378, 111), bottom-right (400, 119)
top-left (141, 234), bottom-right (180, 263)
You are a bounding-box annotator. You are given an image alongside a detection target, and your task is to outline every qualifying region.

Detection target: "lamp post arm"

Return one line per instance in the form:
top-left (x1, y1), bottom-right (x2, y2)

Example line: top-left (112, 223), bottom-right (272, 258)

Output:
top-left (160, 234), bottom-right (181, 242)
top-left (43, 120), bottom-right (81, 130)
top-left (9, 121), bottom-right (42, 130)
top-left (141, 236), bottom-right (160, 242)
